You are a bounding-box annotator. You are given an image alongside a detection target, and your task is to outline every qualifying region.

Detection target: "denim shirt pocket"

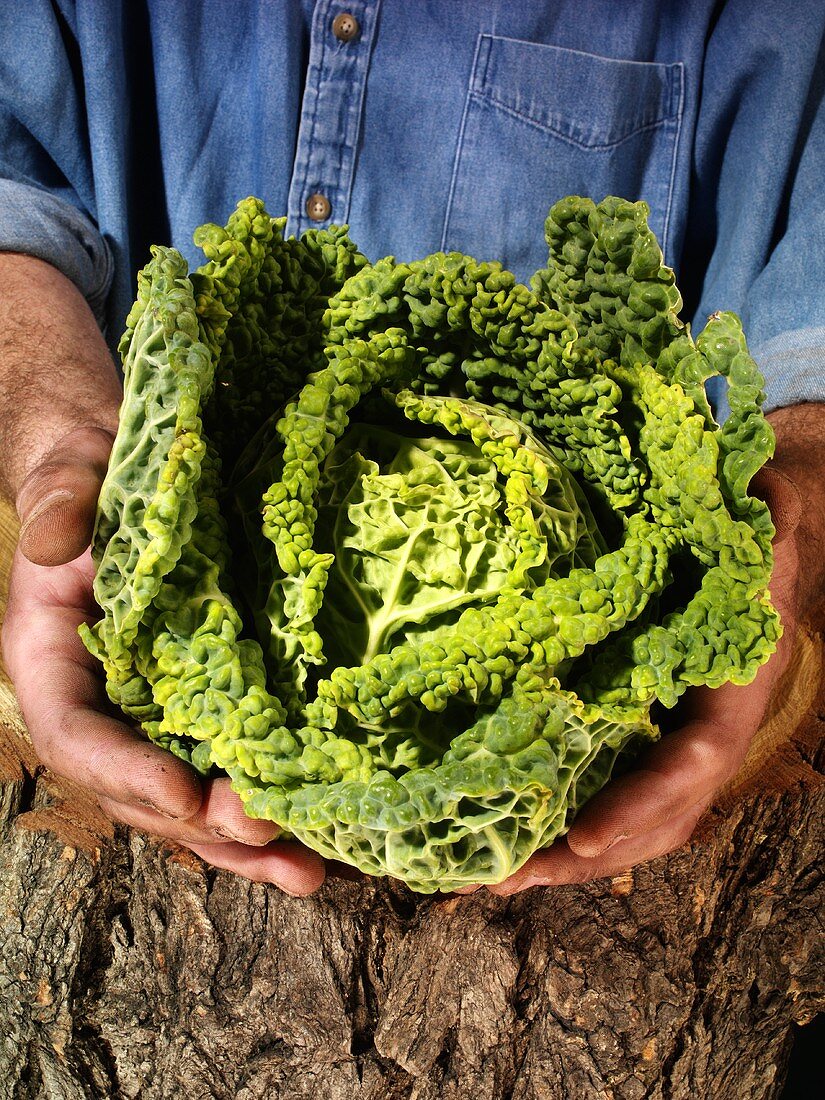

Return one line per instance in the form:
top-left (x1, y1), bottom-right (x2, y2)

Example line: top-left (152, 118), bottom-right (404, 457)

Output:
top-left (442, 36), bottom-right (684, 282)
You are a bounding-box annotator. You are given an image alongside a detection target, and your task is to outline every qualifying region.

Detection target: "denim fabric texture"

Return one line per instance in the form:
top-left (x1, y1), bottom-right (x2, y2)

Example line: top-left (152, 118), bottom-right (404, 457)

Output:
top-left (0, 0), bottom-right (823, 414)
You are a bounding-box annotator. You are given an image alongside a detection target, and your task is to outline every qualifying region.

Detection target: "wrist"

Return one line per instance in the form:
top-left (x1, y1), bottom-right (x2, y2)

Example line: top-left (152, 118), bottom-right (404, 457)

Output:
top-left (767, 402), bottom-right (825, 506)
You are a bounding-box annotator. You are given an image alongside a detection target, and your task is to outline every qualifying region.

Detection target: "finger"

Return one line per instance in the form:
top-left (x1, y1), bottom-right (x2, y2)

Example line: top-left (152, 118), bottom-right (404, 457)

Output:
top-left (96, 794), bottom-right (228, 845)
top-left (188, 778), bottom-right (281, 846)
top-left (183, 840), bottom-right (326, 897)
top-left (96, 796), bottom-right (325, 895)
top-left (565, 699), bottom-right (751, 860)
top-left (567, 568), bottom-right (797, 863)
top-left (451, 884), bottom-right (483, 895)
top-left (488, 800), bottom-right (708, 894)
top-left (11, 604), bottom-right (201, 819)
top-left (764, 526), bottom-right (800, 647)
top-left (15, 425), bottom-right (115, 566)
top-left (96, 785), bottom-right (279, 848)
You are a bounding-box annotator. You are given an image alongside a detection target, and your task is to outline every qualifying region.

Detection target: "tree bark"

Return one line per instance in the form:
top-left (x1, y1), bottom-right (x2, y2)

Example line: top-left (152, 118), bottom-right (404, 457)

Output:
top-left (0, 499), bottom-right (822, 1100)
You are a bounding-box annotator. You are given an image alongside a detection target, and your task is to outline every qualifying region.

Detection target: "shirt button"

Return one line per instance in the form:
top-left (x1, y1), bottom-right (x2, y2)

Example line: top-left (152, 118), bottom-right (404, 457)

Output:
top-left (332, 12), bottom-right (360, 42)
top-left (306, 192), bottom-right (332, 221)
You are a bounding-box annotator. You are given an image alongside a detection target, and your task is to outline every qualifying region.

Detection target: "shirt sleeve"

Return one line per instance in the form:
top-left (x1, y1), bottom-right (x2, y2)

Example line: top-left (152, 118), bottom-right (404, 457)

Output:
top-left (683, 1), bottom-right (825, 416)
top-left (0, 178), bottom-right (113, 327)
top-left (0, 2), bottom-right (113, 328)
top-left (738, 78), bottom-right (825, 412)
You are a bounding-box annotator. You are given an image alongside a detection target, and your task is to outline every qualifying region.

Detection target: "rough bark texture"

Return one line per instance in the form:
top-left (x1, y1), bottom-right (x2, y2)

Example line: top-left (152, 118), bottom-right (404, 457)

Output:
top-left (0, 516), bottom-right (823, 1098)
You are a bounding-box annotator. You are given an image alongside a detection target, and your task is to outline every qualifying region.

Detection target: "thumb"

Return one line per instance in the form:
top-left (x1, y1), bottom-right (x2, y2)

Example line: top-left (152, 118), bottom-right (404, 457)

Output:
top-left (749, 464), bottom-right (803, 546)
top-left (15, 425), bottom-right (115, 566)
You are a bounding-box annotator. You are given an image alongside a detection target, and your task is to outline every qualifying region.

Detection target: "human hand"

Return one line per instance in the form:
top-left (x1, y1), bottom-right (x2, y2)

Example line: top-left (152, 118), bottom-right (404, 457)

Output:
top-left (0, 255), bottom-right (326, 895)
top-left (472, 403), bottom-right (823, 896)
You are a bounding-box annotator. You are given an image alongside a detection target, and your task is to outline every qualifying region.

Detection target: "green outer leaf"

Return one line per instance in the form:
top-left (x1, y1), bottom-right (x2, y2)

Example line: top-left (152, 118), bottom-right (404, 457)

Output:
top-left (195, 203), bottom-right (368, 469)
top-left (231, 684), bottom-right (656, 893)
top-left (533, 194), bottom-right (684, 368)
top-left (80, 203), bottom-right (355, 775)
top-left (81, 246), bottom-right (213, 683)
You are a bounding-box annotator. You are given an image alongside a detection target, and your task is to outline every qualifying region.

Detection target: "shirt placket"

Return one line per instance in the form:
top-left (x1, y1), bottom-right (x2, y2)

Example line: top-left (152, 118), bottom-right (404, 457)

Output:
top-left (288, 0), bottom-right (380, 237)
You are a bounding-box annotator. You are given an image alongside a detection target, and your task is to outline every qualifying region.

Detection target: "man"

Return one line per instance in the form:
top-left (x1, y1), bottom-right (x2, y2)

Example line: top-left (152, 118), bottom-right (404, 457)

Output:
top-left (0, 1), bottom-right (822, 895)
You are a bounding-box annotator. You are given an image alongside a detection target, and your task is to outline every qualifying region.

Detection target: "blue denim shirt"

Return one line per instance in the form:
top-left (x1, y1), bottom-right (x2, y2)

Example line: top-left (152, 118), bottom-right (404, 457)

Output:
top-left (0, 0), bottom-right (823, 414)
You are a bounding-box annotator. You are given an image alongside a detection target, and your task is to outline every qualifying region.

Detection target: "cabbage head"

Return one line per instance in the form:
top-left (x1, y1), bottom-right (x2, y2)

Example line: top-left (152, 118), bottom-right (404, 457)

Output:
top-left (79, 195), bottom-right (780, 892)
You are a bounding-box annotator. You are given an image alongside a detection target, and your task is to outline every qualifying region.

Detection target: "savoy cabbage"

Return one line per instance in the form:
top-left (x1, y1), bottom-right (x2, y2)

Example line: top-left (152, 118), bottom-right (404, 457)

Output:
top-left (79, 195), bottom-right (780, 892)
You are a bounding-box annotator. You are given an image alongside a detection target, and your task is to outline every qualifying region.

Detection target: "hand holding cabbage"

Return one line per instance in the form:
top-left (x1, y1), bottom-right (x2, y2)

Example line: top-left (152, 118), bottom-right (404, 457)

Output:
top-left (0, 252), bottom-right (324, 896)
top-left (67, 194), bottom-right (791, 893)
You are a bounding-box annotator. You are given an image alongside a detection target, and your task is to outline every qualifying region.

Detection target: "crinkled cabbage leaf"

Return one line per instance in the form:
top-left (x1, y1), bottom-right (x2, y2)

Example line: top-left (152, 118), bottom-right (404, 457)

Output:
top-left (80, 195), bottom-right (780, 892)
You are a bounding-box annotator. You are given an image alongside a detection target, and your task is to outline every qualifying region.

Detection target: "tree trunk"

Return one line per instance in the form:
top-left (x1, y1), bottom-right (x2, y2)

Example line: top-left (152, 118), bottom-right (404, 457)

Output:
top-left (0, 499), bottom-right (822, 1100)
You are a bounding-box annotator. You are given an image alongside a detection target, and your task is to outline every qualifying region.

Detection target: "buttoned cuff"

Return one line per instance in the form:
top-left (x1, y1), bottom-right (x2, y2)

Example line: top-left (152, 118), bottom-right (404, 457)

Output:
top-left (751, 327), bottom-right (825, 413)
top-left (0, 178), bottom-right (113, 328)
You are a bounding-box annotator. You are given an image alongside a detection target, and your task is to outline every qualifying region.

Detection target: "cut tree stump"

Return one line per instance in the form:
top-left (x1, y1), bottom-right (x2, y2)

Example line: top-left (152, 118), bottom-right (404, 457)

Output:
top-left (0, 495), bottom-right (822, 1100)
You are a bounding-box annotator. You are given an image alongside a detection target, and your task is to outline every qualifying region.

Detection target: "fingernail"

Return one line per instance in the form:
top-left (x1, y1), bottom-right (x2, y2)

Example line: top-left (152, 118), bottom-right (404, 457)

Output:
top-left (603, 832), bottom-right (630, 853)
top-left (19, 488), bottom-right (75, 529)
top-left (136, 797), bottom-right (186, 820)
top-left (213, 826), bottom-right (277, 846)
top-left (489, 881), bottom-right (522, 897)
top-left (522, 875), bottom-right (548, 890)
top-left (573, 831), bottom-right (631, 858)
top-left (212, 826), bottom-right (247, 843)
top-left (272, 883), bottom-right (314, 898)
top-left (502, 875), bottom-right (547, 893)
